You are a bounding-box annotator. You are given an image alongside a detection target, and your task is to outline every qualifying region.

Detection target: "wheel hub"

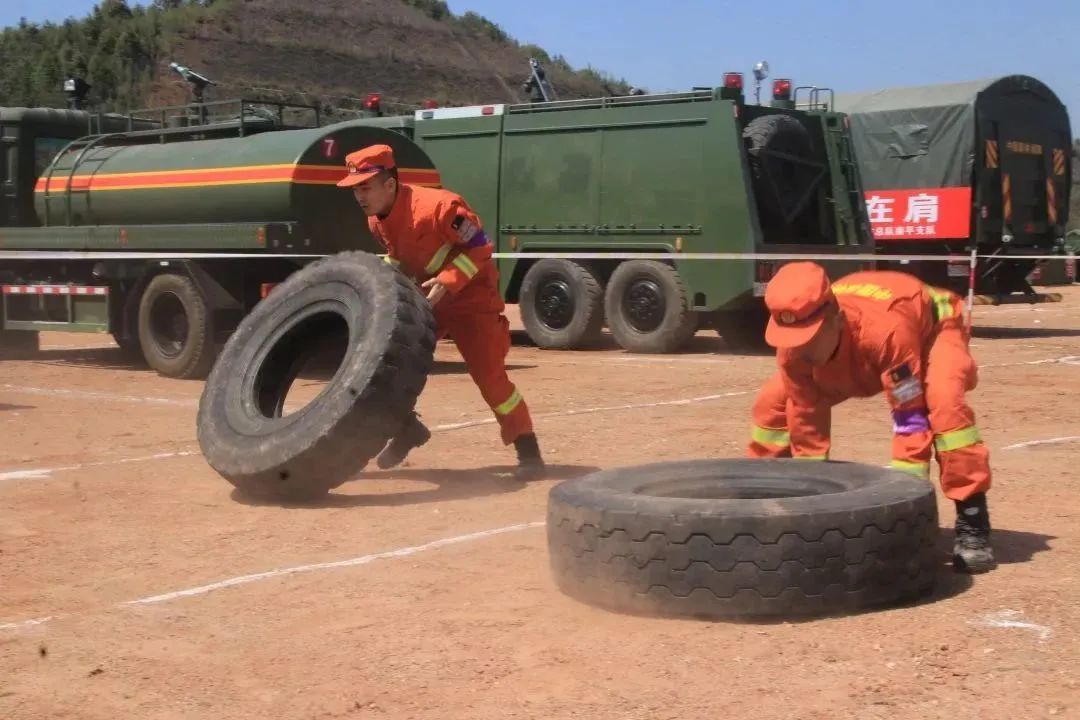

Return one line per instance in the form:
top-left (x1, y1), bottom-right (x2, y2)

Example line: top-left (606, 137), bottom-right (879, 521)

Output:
top-left (623, 278), bottom-right (665, 332)
top-left (149, 292), bottom-right (188, 358)
top-left (536, 278), bottom-right (575, 330)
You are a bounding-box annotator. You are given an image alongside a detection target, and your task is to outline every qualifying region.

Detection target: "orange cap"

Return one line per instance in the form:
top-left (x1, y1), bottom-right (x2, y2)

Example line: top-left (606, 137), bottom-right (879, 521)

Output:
top-left (763, 262), bottom-right (835, 348)
top-left (336, 143), bottom-right (396, 187)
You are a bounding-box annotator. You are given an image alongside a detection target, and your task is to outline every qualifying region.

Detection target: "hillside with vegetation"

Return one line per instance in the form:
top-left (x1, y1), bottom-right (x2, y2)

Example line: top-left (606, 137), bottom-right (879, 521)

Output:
top-left (0, 0), bottom-right (633, 117)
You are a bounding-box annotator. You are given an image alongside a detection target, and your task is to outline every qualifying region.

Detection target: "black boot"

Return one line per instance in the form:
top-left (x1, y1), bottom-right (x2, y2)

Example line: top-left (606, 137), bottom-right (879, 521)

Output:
top-left (513, 432), bottom-right (546, 481)
top-left (376, 412), bottom-right (431, 470)
top-left (953, 492), bottom-right (996, 573)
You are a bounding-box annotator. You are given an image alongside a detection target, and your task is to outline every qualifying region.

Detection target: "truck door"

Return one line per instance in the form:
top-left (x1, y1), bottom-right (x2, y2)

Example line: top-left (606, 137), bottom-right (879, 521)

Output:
top-left (984, 120), bottom-right (1068, 247)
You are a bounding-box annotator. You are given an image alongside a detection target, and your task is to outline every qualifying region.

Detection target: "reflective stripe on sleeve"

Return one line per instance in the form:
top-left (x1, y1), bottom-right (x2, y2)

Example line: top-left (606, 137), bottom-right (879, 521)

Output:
top-left (452, 253), bottom-right (479, 278)
top-left (424, 243), bottom-right (452, 274)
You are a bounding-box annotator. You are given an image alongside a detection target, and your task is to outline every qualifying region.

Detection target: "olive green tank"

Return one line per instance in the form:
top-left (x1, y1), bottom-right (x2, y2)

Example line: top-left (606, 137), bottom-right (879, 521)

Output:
top-left (34, 120), bottom-right (437, 253)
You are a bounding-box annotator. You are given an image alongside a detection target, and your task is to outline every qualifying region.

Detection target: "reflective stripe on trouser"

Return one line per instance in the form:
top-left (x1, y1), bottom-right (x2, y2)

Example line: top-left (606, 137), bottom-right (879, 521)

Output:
top-left (747, 373), bottom-right (792, 459)
top-left (925, 323), bottom-right (991, 500)
top-left (890, 459), bottom-right (930, 479)
top-left (438, 311), bottom-right (533, 445)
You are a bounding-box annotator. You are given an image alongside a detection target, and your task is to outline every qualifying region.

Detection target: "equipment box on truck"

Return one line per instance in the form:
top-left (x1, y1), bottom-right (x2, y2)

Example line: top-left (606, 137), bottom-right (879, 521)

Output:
top-left (832, 75), bottom-right (1073, 299)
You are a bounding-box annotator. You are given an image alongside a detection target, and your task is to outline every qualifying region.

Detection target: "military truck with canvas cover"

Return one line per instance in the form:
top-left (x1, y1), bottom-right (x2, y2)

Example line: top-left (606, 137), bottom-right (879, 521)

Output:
top-left (411, 75), bottom-right (875, 352)
top-left (831, 75), bottom-right (1072, 296)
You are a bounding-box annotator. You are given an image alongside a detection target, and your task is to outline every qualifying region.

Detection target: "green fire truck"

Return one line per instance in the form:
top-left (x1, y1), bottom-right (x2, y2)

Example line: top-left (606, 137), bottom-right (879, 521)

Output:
top-left (0, 69), bottom-right (874, 377)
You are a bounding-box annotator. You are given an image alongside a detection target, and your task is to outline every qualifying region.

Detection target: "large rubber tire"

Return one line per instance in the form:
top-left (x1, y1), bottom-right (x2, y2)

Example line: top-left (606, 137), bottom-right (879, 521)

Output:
top-left (603, 260), bottom-right (697, 353)
top-left (137, 273), bottom-right (216, 379)
top-left (196, 251), bottom-right (437, 502)
top-left (547, 458), bottom-right (938, 620)
top-left (519, 259), bottom-right (605, 349)
top-left (743, 114), bottom-right (814, 222)
top-left (0, 330), bottom-right (39, 359)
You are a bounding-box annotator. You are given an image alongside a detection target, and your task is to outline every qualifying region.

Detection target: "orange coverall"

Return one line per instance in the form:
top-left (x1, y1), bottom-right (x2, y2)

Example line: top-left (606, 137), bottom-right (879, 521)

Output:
top-left (747, 270), bottom-right (991, 501)
top-left (368, 183), bottom-right (533, 445)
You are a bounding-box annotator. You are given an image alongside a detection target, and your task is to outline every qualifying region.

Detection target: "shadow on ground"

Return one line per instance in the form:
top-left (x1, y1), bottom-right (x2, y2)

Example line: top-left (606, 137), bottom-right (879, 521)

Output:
top-left (510, 329), bottom-right (775, 357)
top-left (0, 403), bottom-right (35, 412)
top-left (230, 463), bottom-right (601, 509)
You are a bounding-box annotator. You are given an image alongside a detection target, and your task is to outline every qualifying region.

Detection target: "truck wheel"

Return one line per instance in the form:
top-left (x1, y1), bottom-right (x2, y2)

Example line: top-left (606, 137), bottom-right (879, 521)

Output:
top-left (0, 330), bottom-right (40, 359)
top-left (137, 273), bottom-right (216, 379)
top-left (547, 458), bottom-right (938, 620)
top-left (743, 114), bottom-right (814, 222)
top-left (715, 305), bottom-right (770, 351)
top-left (196, 251), bottom-right (437, 502)
top-left (519, 259), bottom-right (605, 349)
top-left (603, 260), bottom-right (697, 353)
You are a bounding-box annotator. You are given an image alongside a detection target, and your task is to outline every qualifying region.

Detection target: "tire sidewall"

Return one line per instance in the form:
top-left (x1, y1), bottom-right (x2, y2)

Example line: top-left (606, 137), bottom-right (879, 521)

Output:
top-left (197, 253), bottom-right (399, 475)
top-left (137, 273), bottom-right (208, 377)
top-left (604, 260), bottom-right (695, 353)
top-left (520, 259), bottom-right (599, 349)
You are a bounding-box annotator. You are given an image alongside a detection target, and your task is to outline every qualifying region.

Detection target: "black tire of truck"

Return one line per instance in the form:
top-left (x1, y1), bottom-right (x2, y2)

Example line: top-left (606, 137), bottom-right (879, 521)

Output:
top-left (547, 458), bottom-right (939, 620)
top-left (137, 273), bottom-right (216, 379)
top-left (603, 260), bottom-right (697, 353)
top-left (715, 304), bottom-right (771, 351)
top-left (196, 251), bottom-right (437, 502)
top-left (519, 259), bottom-right (605, 349)
top-left (743, 114), bottom-right (814, 222)
top-left (0, 330), bottom-right (40, 360)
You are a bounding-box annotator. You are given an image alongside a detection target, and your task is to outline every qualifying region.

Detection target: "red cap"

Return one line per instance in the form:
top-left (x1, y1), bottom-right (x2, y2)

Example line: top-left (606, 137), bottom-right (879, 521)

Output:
top-left (337, 144), bottom-right (396, 188)
top-left (764, 262), bottom-right (835, 348)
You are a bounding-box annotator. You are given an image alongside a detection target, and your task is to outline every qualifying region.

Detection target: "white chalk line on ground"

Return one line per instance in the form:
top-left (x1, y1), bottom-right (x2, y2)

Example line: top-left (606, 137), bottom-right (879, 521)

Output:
top-left (0, 450), bottom-right (197, 483)
top-left (0, 521), bottom-right (545, 632)
top-left (1002, 435), bottom-right (1080, 451)
top-left (969, 610), bottom-right (1052, 642)
top-left (977, 355), bottom-right (1080, 369)
top-left (0, 384), bottom-right (196, 407)
top-left (0, 389), bottom-right (755, 482)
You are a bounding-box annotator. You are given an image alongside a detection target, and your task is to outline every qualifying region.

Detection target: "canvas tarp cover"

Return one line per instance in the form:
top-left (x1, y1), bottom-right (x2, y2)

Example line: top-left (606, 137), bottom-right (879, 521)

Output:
top-left (831, 79), bottom-right (997, 191)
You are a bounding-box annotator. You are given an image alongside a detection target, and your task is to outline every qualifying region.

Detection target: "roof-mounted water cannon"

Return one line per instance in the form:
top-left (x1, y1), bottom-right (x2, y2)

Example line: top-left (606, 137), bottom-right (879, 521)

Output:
top-left (751, 60), bottom-right (769, 105)
top-left (169, 61), bottom-right (216, 104)
top-left (63, 76), bottom-right (91, 110)
top-left (523, 58), bottom-right (558, 103)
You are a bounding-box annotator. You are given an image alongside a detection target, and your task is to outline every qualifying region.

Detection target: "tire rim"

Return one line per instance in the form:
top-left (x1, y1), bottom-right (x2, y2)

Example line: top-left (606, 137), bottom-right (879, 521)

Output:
top-left (536, 276), bottom-right (575, 330)
top-left (623, 276), bottom-right (666, 333)
top-left (149, 291), bottom-right (188, 358)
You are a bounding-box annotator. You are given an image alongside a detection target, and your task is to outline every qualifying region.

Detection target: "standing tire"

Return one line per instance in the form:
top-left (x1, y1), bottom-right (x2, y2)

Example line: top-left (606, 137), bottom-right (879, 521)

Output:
top-left (196, 251), bottom-right (437, 502)
top-left (519, 259), bottom-right (605, 349)
top-left (547, 458), bottom-right (939, 620)
top-left (743, 114), bottom-right (815, 224)
top-left (137, 273), bottom-right (216, 379)
top-left (603, 260), bottom-right (697, 353)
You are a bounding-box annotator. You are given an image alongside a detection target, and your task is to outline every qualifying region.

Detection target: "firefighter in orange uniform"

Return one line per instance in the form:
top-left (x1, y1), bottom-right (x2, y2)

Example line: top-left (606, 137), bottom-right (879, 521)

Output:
top-left (337, 144), bottom-right (545, 480)
top-left (747, 262), bottom-right (995, 573)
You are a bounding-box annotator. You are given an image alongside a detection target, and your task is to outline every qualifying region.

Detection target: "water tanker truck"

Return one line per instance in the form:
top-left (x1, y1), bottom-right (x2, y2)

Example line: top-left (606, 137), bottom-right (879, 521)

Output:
top-left (0, 71), bottom-right (875, 377)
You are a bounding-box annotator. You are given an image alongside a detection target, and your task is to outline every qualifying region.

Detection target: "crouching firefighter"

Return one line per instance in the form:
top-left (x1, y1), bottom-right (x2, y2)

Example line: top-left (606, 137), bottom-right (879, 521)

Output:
top-left (337, 144), bottom-right (545, 480)
top-left (746, 262), bottom-right (995, 573)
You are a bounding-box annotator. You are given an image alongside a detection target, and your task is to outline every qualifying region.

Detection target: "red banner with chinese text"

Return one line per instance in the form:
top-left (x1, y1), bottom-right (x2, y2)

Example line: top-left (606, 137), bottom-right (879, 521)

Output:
top-left (864, 187), bottom-right (972, 242)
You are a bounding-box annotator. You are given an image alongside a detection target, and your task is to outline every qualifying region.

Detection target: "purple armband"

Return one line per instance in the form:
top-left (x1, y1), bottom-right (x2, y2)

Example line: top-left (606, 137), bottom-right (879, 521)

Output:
top-left (464, 229), bottom-right (489, 248)
top-left (892, 408), bottom-right (930, 434)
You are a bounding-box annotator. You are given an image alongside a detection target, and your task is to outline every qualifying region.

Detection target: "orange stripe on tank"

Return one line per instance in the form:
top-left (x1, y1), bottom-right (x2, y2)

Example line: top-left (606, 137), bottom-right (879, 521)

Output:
top-left (34, 164), bottom-right (441, 192)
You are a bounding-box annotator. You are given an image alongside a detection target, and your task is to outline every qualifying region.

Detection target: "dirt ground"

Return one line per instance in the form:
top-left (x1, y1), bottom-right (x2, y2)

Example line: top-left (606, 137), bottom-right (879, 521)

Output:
top-left (1, 287), bottom-right (1079, 720)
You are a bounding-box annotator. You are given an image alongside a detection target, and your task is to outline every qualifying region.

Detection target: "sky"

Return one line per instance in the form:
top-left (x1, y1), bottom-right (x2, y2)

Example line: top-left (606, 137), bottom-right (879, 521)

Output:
top-left (3, 0), bottom-right (1078, 130)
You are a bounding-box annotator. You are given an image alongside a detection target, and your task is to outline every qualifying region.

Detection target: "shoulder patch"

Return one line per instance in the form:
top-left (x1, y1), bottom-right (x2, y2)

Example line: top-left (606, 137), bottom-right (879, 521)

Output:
top-left (450, 211), bottom-right (480, 244)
